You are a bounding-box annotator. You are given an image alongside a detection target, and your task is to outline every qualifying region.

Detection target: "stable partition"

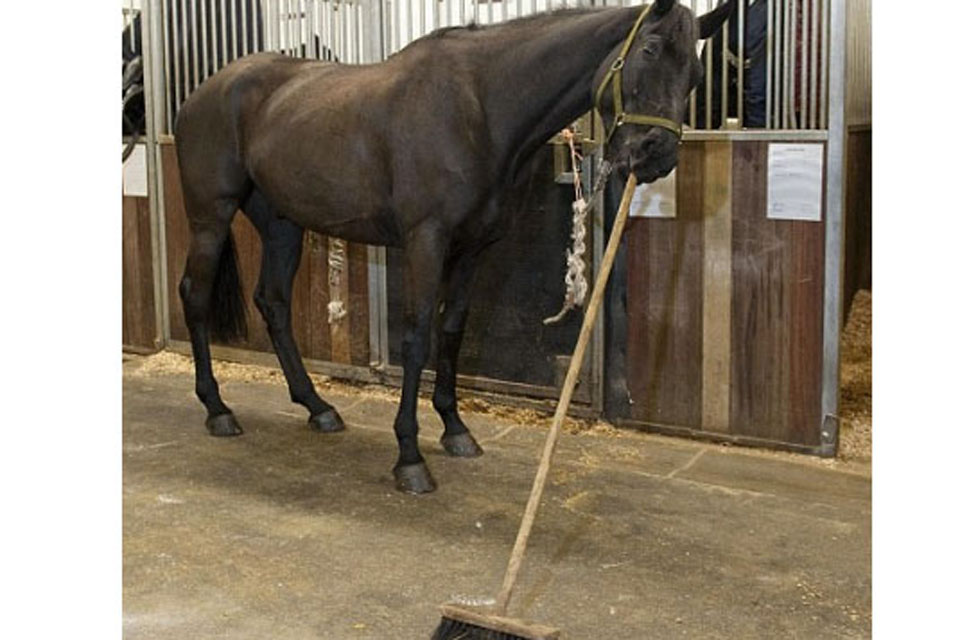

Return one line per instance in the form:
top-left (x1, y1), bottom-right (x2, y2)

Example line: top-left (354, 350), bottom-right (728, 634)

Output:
top-left (615, 134), bottom-right (829, 451)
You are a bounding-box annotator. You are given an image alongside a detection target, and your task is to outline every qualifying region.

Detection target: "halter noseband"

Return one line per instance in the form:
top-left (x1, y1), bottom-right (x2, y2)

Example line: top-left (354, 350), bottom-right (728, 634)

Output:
top-left (594, 4), bottom-right (684, 143)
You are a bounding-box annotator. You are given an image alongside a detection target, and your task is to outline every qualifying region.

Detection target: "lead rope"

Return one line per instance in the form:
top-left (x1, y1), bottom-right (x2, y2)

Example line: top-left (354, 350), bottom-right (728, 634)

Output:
top-left (327, 237), bottom-right (348, 324)
top-left (543, 130), bottom-right (613, 326)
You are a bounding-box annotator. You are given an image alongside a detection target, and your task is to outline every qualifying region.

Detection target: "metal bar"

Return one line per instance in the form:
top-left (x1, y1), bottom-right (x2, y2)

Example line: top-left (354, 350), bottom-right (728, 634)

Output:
top-left (253, 0), bottom-right (261, 52)
top-left (736, 0), bottom-right (744, 127)
top-left (720, 12), bottom-right (728, 126)
top-left (800, 0), bottom-right (809, 128)
top-left (820, 0), bottom-right (828, 127)
top-left (487, 0), bottom-right (492, 26)
top-left (273, 0), bottom-right (282, 53)
top-left (141, 0), bottom-right (165, 350)
top-left (809, 0), bottom-right (818, 128)
top-left (191, 0), bottom-right (200, 91)
top-left (689, 0), bottom-right (697, 128)
top-left (765, 0), bottom-right (772, 128)
top-left (773, 0), bottom-right (781, 128)
top-left (162, 0), bottom-right (173, 133)
top-left (705, 0), bottom-right (713, 129)
top-left (787, 0), bottom-right (795, 127)
top-left (820, 0), bottom-right (845, 455)
top-left (200, 0), bottom-right (209, 78)
top-left (242, 0), bottom-right (249, 55)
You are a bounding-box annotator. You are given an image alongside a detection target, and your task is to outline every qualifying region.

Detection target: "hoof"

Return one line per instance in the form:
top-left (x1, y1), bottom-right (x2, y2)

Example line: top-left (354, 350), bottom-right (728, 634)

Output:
top-left (440, 432), bottom-right (484, 458)
top-left (206, 412), bottom-right (243, 437)
top-left (308, 409), bottom-right (346, 433)
top-left (393, 462), bottom-right (437, 494)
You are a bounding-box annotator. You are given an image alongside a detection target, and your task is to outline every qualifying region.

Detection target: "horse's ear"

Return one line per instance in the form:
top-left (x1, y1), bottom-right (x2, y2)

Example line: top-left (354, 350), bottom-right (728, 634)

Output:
top-left (698, 1), bottom-right (733, 39)
top-left (654, 0), bottom-right (676, 15)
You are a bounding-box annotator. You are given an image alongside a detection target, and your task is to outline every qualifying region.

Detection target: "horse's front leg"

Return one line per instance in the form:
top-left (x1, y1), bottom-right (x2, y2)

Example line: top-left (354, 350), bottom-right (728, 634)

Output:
top-left (433, 248), bottom-right (485, 458)
top-left (393, 222), bottom-right (447, 494)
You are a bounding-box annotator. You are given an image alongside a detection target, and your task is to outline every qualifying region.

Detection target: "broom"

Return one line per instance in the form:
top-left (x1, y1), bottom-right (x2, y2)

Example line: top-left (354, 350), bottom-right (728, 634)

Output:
top-left (432, 173), bottom-right (638, 640)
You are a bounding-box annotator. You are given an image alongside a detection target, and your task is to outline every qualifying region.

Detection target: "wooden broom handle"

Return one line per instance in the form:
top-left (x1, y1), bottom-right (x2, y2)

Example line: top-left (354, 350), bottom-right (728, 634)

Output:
top-left (495, 172), bottom-right (638, 613)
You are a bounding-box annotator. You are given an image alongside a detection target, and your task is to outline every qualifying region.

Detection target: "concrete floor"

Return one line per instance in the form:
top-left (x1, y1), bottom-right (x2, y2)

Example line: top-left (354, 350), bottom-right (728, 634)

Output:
top-left (123, 356), bottom-right (871, 639)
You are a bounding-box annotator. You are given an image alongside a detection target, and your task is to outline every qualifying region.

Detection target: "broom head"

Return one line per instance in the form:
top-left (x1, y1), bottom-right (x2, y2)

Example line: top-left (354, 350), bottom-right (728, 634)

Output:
top-left (431, 603), bottom-right (560, 640)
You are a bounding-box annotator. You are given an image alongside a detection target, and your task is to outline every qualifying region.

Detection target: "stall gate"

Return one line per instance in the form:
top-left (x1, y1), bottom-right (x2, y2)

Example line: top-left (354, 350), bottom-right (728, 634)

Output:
top-left (125, 0), bottom-right (851, 453)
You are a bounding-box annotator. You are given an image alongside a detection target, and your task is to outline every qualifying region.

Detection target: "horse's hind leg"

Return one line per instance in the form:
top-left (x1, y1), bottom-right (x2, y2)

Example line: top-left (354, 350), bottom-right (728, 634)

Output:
top-left (433, 248), bottom-right (484, 458)
top-left (179, 195), bottom-right (245, 436)
top-left (245, 191), bottom-right (345, 432)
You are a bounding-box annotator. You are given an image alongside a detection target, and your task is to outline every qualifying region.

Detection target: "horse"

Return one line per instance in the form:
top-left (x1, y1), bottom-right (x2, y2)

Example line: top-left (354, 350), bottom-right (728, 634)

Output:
top-left (173, 0), bottom-right (732, 494)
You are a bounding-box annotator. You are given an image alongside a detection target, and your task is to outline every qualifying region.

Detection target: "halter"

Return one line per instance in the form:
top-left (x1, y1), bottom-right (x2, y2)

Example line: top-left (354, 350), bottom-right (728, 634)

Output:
top-left (594, 4), bottom-right (684, 143)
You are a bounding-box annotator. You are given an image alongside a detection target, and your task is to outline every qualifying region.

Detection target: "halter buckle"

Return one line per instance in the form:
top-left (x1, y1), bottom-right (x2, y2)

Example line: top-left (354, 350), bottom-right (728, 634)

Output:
top-left (611, 57), bottom-right (625, 71)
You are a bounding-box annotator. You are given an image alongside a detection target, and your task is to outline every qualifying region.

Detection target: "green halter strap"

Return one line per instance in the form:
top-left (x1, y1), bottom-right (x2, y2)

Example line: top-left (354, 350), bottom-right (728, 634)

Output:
top-left (594, 4), bottom-right (684, 143)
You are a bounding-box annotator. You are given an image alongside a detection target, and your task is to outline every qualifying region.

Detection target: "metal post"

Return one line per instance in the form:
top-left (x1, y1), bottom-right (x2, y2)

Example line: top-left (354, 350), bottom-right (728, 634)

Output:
top-left (819, 0), bottom-right (844, 454)
top-left (765, 0), bottom-right (772, 128)
top-left (142, 0), bottom-right (168, 350)
top-left (736, 0), bottom-right (743, 127)
top-left (705, 0), bottom-right (713, 129)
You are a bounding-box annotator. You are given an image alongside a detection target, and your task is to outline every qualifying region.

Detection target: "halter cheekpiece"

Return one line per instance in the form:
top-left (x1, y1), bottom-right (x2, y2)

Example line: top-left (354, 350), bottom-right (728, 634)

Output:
top-left (594, 4), bottom-right (685, 142)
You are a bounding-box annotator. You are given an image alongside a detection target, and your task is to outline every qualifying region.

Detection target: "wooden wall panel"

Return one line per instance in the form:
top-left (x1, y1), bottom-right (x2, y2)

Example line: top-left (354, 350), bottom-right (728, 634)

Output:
top-left (623, 138), bottom-right (826, 449)
top-left (729, 141), bottom-right (824, 446)
top-left (625, 142), bottom-right (705, 428)
top-left (122, 195), bottom-right (158, 351)
top-left (160, 141), bottom-right (370, 368)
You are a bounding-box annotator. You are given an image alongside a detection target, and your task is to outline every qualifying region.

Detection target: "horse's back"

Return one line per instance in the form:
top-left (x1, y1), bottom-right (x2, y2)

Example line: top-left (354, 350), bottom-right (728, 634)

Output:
top-left (174, 53), bottom-right (336, 203)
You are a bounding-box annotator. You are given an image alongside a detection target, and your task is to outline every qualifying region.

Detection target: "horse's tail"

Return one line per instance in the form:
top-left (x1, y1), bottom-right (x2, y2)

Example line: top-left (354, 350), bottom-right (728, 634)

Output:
top-left (209, 230), bottom-right (248, 343)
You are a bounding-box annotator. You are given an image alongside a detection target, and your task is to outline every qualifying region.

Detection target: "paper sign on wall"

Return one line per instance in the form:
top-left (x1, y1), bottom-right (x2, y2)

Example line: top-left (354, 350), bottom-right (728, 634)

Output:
top-left (123, 143), bottom-right (148, 197)
top-left (629, 168), bottom-right (677, 218)
top-left (766, 143), bottom-right (823, 221)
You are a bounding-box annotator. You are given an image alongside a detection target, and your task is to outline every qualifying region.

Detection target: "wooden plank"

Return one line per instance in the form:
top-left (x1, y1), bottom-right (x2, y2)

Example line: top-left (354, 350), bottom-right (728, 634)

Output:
top-left (161, 144), bottom-right (190, 342)
top-left (729, 141), bottom-right (825, 445)
top-left (347, 242), bottom-right (371, 366)
top-left (122, 195), bottom-right (157, 350)
top-left (305, 231), bottom-right (333, 362)
top-left (730, 141), bottom-right (789, 439)
top-left (625, 142), bottom-right (704, 428)
top-left (700, 140), bottom-right (733, 433)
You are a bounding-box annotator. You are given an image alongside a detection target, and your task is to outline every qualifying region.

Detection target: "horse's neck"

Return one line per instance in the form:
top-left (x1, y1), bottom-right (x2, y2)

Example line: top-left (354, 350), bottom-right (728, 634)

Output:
top-left (474, 7), bottom-right (643, 180)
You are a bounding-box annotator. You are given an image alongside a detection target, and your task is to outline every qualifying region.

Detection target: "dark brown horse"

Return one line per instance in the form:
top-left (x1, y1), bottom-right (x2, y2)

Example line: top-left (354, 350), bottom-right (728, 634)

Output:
top-left (174, 0), bottom-right (731, 494)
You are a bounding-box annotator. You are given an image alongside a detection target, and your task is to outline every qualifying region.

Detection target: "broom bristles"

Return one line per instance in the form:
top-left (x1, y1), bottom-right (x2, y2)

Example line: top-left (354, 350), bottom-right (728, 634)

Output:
top-left (432, 605), bottom-right (560, 640)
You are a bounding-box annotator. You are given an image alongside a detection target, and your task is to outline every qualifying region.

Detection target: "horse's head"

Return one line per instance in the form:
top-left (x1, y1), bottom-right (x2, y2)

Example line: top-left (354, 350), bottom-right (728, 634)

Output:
top-left (593, 0), bottom-right (732, 184)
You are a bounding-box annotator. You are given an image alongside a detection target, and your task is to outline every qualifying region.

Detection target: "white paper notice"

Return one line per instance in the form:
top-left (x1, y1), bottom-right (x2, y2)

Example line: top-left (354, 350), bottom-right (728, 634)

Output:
top-left (629, 169), bottom-right (677, 218)
top-left (766, 143), bottom-right (823, 221)
top-left (123, 143), bottom-right (148, 197)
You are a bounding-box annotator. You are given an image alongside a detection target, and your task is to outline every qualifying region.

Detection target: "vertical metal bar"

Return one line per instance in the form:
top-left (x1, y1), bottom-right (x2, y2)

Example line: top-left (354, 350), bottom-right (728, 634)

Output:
top-left (273, 0), bottom-right (282, 53)
top-left (809, 0), bottom-right (818, 128)
top-left (801, 0), bottom-right (810, 128)
top-left (253, 0), bottom-right (261, 52)
top-left (765, 0), bottom-right (772, 128)
top-left (773, 0), bottom-right (781, 128)
top-left (736, 0), bottom-right (743, 127)
top-left (419, 0), bottom-right (425, 35)
top-left (191, 0), bottom-right (200, 91)
top-left (162, 0), bottom-right (173, 133)
top-left (820, 0), bottom-right (828, 127)
top-left (172, 0), bottom-right (182, 118)
top-left (141, 0), bottom-right (166, 349)
top-left (241, 0), bottom-right (249, 55)
top-left (720, 12), bottom-right (728, 126)
top-left (786, 0), bottom-right (795, 127)
top-left (820, 0), bottom-right (845, 455)
top-left (487, 0), bottom-right (492, 25)
top-left (200, 0), bottom-right (209, 79)
top-left (219, 0), bottom-right (227, 63)
top-left (689, 0), bottom-right (697, 128)
top-left (705, 0), bottom-right (713, 129)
